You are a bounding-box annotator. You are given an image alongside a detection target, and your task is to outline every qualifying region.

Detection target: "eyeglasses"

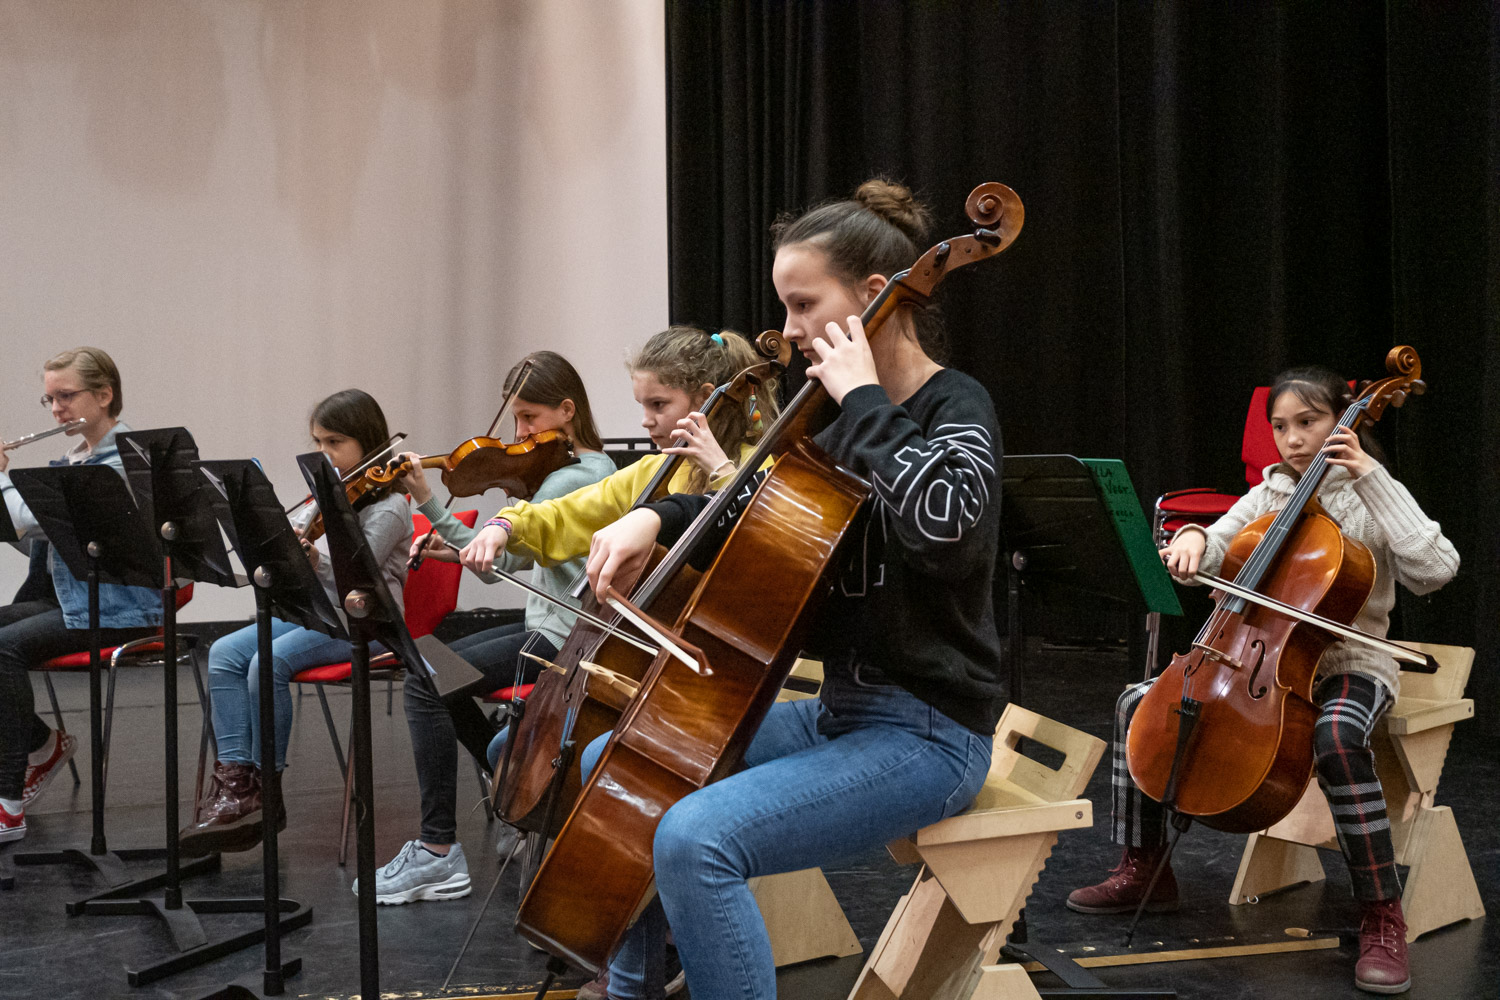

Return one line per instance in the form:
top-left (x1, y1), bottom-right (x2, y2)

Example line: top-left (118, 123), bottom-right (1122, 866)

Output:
top-left (40, 389), bottom-right (92, 407)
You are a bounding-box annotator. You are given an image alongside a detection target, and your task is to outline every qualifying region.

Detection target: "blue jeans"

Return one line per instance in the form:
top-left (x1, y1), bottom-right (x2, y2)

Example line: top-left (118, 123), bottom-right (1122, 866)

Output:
top-left (586, 676), bottom-right (993, 1000)
top-left (208, 618), bottom-right (359, 771)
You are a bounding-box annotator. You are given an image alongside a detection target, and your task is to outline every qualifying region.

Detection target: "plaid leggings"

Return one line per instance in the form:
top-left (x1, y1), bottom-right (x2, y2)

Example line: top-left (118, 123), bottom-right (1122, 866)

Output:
top-left (1110, 671), bottom-right (1400, 902)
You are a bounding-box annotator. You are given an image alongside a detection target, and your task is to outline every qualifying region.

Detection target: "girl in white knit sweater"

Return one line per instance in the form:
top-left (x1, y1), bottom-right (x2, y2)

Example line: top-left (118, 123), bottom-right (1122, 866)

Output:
top-left (1066, 366), bottom-right (1459, 996)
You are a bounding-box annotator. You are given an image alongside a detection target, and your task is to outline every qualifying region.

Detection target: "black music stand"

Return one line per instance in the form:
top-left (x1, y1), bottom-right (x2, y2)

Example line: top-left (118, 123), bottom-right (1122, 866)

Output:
top-left (298, 451), bottom-right (440, 1000)
top-left (22, 432), bottom-right (297, 988)
top-left (191, 458), bottom-right (331, 998)
top-left (997, 454), bottom-right (1179, 999)
top-left (1001, 455), bottom-right (1182, 700)
top-left (7, 464), bottom-right (219, 895)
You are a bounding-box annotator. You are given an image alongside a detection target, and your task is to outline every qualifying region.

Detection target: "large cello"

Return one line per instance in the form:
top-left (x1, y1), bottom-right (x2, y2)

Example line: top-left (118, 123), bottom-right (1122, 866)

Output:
top-left (493, 335), bottom-right (790, 836)
top-left (1126, 347), bottom-right (1429, 839)
top-left (513, 183), bottom-right (1024, 973)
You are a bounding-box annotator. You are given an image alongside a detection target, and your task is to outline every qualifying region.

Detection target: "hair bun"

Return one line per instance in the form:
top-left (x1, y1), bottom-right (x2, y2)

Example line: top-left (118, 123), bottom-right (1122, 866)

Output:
top-left (854, 178), bottom-right (933, 246)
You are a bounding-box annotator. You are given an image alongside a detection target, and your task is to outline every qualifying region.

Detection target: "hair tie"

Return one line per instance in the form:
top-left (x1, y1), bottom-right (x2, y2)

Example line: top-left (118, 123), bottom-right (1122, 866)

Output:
top-left (710, 332), bottom-right (725, 346)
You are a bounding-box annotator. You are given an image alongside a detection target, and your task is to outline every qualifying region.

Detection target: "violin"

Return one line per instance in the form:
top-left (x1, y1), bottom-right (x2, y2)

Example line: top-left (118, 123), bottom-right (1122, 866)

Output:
top-left (364, 429), bottom-right (577, 500)
top-left (492, 331), bottom-right (791, 834)
top-left (293, 435), bottom-right (408, 543)
top-left (1126, 346), bottom-right (1427, 836)
top-left (512, 183), bottom-right (1024, 972)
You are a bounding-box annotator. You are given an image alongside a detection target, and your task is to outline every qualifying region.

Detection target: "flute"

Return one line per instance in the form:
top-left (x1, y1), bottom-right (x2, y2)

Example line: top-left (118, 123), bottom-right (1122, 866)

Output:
top-left (1, 419), bottom-right (86, 451)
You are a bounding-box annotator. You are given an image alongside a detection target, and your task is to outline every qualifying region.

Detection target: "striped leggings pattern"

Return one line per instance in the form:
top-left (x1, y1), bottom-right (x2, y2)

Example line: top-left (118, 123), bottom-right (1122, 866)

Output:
top-left (1109, 671), bottom-right (1400, 902)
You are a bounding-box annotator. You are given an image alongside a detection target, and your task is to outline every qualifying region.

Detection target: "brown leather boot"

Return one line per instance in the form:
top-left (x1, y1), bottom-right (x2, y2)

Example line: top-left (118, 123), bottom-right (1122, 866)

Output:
top-left (179, 762), bottom-right (267, 856)
top-left (1065, 845), bottom-right (1179, 914)
top-left (1355, 898), bottom-right (1410, 994)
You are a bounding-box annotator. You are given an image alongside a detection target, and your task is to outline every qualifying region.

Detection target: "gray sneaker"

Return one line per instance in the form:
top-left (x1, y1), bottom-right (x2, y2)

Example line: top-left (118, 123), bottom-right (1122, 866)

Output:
top-left (354, 841), bottom-right (472, 905)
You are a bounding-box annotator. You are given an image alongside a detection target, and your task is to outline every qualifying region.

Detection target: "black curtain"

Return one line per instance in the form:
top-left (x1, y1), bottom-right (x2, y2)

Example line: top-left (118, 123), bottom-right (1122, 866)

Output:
top-left (666, 2), bottom-right (1500, 730)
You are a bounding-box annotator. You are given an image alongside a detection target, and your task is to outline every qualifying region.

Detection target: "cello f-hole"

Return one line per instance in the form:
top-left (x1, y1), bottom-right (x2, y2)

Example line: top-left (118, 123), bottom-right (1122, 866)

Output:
top-left (1245, 639), bottom-right (1268, 699)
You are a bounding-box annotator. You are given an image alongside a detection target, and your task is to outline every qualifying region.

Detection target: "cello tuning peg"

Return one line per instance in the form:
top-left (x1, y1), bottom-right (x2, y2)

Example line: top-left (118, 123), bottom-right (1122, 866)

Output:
top-left (1411, 380), bottom-right (1427, 395)
top-left (1390, 389), bottom-right (1407, 408)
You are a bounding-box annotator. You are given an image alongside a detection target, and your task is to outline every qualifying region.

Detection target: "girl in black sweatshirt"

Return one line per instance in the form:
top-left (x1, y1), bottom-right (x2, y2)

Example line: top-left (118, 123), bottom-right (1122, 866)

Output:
top-left (580, 179), bottom-right (1005, 1000)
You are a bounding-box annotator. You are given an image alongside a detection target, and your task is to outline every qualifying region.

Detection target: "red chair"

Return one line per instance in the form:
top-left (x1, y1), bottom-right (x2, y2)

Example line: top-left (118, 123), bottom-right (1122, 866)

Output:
top-left (33, 583), bottom-right (201, 795)
top-left (1152, 387), bottom-right (1282, 546)
top-left (289, 510), bottom-right (475, 863)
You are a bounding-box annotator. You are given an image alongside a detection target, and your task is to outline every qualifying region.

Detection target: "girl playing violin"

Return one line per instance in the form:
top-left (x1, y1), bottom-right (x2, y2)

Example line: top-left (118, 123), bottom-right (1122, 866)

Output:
top-left (1066, 366), bottom-right (1458, 996)
top-left (581, 180), bottom-right (1006, 1000)
top-left (375, 330), bottom-right (772, 911)
top-left (454, 325), bottom-right (774, 588)
top-left (0, 348), bottom-right (160, 843)
top-left (179, 389), bottom-right (412, 856)
top-left (366, 351), bottom-right (616, 903)
top-left (453, 327), bottom-right (775, 774)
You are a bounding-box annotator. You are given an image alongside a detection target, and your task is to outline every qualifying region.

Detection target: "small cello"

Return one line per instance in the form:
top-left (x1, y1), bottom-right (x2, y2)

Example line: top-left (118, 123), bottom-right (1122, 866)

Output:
top-left (493, 333), bottom-right (790, 835)
top-left (1127, 347), bottom-right (1428, 838)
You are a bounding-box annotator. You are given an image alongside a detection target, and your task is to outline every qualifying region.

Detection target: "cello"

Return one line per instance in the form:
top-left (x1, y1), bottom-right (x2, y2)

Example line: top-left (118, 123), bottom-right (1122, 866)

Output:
top-left (1126, 346), bottom-right (1428, 837)
top-left (493, 333), bottom-right (791, 835)
top-left (513, 183), bottom-right (1024, 973)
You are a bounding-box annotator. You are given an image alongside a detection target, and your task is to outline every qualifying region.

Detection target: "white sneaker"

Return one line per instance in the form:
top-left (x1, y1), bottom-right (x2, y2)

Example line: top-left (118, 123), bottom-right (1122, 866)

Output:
top-left (354, 840), bottom-right (471, 904)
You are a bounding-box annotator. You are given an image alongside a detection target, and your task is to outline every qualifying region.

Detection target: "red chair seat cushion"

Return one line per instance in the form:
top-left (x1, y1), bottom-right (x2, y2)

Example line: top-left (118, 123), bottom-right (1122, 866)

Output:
top-left (292, 661), bottom-right (353, 683)
top-left (42, 643), bottom-right (164, 669)
top-left (40, 626), bottom-right (175, 670)
top-left (483, 683), bottom-right (535, 703)
top-left (1157, 491), bottom-right (1239, 515)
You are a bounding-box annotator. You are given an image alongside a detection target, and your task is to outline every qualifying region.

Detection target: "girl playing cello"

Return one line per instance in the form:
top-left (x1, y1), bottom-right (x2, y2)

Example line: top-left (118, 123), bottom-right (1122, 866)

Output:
top-left (1066, 366), bottom-right (1458, 995)
top-left (581, 179), bottom-right (1006, 1000)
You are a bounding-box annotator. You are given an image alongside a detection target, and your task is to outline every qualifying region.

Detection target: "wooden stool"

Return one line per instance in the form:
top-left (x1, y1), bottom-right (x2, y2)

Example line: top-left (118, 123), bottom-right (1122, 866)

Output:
top-left (848, 704), bottom-right (1105, 1000)
top-left (752, 658), bottom-right (864, 968)
top-left (1230, 643), bottom-right (1484, 942)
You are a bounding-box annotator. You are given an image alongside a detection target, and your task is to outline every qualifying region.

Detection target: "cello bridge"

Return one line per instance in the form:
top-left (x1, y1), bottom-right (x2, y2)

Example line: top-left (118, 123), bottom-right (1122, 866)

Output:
top-left (1191, 642), bottom-right (1244, 671)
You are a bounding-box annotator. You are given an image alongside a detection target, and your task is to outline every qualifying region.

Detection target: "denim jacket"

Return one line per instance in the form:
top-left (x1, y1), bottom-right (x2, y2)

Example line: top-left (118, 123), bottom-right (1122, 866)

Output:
top-left (6, 422), bottom-right (162, 629)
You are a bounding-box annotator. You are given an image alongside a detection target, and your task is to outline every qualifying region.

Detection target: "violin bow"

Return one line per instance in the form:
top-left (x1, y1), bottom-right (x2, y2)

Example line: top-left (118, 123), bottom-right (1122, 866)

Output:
top-left (433, 537), bottom-right (660, 656)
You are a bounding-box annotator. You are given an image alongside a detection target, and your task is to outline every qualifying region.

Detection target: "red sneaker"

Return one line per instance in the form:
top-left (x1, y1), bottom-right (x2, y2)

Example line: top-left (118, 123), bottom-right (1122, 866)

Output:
top-left (22, 731), bottom-right (76, 809)
top-left (0, 801), bottom-right (25, 843)
top-left (1355, 898), bottom-right (1411, 994)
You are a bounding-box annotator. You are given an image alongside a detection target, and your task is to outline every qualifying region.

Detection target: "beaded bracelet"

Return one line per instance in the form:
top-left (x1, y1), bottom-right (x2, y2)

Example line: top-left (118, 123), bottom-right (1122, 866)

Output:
top-left (483, 515), bottom-right (513, 534)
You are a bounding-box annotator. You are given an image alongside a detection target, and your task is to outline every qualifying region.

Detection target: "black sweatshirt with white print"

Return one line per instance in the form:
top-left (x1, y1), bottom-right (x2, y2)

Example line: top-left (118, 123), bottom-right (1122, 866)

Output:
top-left (645, 369), bottom-right (1006, 736)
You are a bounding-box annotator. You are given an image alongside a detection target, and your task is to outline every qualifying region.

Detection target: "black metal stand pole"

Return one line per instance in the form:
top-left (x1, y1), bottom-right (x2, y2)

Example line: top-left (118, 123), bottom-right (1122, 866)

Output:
top-left (253, 574), bottom-right (298, 994)
top-left (184, 577), bottom-right (312, 1000)
top-left (161, 534), bottom-right (183, 910)
top-left (346, 615), bottom-right (380, 1000)
top-left (1007, 551), bottom-right (1026, 703)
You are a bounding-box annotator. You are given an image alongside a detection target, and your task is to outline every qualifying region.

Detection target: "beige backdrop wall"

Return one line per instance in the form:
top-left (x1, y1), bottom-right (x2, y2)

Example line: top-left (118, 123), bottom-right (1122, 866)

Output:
top-left (0, 0), bottom-right (668, 621)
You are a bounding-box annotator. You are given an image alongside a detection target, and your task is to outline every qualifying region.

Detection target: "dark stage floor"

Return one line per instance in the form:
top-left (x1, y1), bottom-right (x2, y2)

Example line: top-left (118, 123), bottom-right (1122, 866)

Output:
top-left (0, 635), bottom-right (1493, 1000)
